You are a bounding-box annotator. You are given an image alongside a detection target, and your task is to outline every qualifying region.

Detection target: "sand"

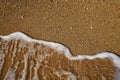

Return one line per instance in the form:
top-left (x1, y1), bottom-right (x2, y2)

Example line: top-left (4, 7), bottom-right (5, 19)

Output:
top-left (0, 0), bottom-right (120, 80)
top-left (0, 34), bottom-right (116, 80)
top-left (0, 0), bottom-right (120, 55)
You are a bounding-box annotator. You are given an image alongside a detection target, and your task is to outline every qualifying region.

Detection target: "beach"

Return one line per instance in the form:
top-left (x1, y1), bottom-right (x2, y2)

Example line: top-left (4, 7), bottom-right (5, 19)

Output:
top-left (0, 0), bottom-right (120, 79)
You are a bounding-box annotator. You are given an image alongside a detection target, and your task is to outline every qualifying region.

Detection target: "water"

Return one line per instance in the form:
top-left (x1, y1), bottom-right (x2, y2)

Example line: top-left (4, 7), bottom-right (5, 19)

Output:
top-left (0, 32), bottom-right (120, 80)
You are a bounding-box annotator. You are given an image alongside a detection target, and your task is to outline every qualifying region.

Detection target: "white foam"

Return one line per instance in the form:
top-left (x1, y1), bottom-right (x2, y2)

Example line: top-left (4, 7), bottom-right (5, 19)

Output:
top-left (55, 70), bottom-right (77, 80)
top-left (29, 61), bottom-right (34, 79)
top-left (0, 53), bottom-right (5, 73)
top-left (19, 53), bottom-right (29, 80)
top-left (4, 62), bottom-right (19, 80)
top-left (4, 68), bottom-right (16, 80)
top-left (0, 32), bottom-right (120, 80)
top-left (33, 61), bottom-right (40, 80)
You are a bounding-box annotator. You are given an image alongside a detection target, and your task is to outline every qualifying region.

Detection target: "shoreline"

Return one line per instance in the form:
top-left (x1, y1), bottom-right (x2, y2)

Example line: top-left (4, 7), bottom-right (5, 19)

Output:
top-left (0, 32), bottom-right (120, 80)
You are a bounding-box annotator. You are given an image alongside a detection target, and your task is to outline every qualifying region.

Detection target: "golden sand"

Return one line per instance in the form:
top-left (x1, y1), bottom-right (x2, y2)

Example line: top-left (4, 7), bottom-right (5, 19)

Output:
top-left (0, 0), bottom-right (120, 55)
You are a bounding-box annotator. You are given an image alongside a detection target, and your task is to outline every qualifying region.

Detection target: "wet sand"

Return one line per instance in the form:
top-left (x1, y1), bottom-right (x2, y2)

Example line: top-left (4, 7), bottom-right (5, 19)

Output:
top-left (0, 35), bottom-right (116, 80)
top-left (0, 0), bottom-right (120, 80)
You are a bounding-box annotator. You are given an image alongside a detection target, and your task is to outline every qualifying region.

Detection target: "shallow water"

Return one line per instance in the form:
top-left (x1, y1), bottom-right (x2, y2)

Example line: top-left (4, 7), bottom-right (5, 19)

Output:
top-left (0, 32), bottom-right (120, 80)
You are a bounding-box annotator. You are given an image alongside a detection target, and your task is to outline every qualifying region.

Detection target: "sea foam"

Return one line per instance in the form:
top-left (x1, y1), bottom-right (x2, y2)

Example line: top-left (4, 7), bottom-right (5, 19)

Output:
top-left (0, 32), bottom-right (120, 80)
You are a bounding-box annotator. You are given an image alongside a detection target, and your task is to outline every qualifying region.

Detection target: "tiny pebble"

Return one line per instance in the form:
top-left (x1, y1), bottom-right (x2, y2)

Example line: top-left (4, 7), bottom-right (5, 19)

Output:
top-left (20, 16), bottom-right (24, 19)
top-left (90, 27), bottom-right (93, 29)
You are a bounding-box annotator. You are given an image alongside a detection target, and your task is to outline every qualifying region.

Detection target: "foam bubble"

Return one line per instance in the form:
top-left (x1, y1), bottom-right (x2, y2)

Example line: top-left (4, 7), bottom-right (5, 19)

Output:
top-left (0, 32), bottom-right (120, 80)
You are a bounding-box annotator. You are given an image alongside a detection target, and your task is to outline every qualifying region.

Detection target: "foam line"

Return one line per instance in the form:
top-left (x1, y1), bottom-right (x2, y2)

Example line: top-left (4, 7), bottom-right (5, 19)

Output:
top-left (0, 32), bottom-right (120, 67)
top-left (0, 32), bottom-right (120, 79)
